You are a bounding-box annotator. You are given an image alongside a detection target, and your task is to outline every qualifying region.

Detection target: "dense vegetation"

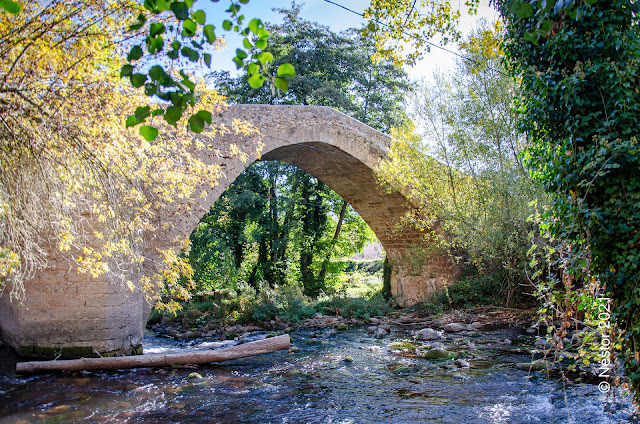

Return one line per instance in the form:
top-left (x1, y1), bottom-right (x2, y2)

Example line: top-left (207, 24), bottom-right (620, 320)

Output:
top-left (187, 161), bottom-right (377, 298)
top-left (0, 0), bottom-right (264, 309)
top-left (367, 0), bottom-right (640, 402)
top-left (2, 0), bottom-right (638, 405)
top-left (377, 21), bottom-right (541, 308)
top-left (496, 0), bottom-right (640, 402)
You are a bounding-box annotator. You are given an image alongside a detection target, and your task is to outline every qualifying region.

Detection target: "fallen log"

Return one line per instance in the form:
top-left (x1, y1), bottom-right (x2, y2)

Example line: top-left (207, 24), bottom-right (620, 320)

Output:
top-left (16, 334), bottom-right (290, 374)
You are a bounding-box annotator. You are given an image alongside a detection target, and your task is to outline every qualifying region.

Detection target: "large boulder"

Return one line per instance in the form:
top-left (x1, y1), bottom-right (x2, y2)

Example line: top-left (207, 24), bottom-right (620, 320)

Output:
top-left (422, 347), bottom-right (452, 359)
top-left (443, 323), bottom-right (466, 333)
top-left (416, 328), bottom-right (442, 340)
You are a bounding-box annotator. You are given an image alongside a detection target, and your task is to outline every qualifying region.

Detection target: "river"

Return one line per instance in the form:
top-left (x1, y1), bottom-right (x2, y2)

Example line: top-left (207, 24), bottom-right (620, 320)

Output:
top-left (0, 325), bottom-right (637, 423)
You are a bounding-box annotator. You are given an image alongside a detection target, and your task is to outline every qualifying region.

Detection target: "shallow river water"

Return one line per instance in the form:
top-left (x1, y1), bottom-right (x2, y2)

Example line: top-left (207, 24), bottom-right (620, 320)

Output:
top-left (0, 326), bottom-right (637, 423)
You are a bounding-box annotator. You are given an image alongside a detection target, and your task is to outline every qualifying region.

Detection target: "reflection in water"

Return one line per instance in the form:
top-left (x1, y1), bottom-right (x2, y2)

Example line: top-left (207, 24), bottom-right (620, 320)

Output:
top-left (0, 327), bottom-right (637, 423)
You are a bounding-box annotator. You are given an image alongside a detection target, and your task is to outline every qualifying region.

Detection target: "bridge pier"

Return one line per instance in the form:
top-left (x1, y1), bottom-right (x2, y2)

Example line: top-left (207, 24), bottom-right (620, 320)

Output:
top-left (387, 247), bottom-right (455, 306)
top-left (0, 256), bottom-right (144, 359)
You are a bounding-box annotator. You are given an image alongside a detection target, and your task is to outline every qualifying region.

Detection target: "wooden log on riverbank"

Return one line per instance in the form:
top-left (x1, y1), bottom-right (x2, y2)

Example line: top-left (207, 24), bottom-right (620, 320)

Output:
top-left (16, 334), bottom-right (290, 374)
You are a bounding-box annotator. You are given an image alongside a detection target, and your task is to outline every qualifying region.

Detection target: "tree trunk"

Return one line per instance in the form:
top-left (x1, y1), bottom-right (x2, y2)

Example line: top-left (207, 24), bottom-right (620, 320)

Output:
top-left (16, 335), bottom-right (290, 374)
top-left (319, 200), bottom-right (348, 283)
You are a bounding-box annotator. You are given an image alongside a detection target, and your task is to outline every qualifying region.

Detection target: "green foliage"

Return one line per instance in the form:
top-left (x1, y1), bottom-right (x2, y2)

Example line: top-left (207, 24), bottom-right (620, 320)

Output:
top-left (315, 291), bottom-right (391, 319)
top-left (377, 22), bottom-right (541, 306)
top-left (210, 3), bottom-right (411, 133)
top-left (0, 0), bottom-right (20, 14)
top-left (364, 0), bottom-right (480, 66)
top-left (152, 277), bottom-right (391, 326)
top-left (438, 275), bottom-right (509, 309)
top-left (188, 161), bottom-right (376, 296)
top-left (189, 3), bottom-right (408, 298)
top-left (496, 0), bottom-right (640, 401)
top-left (121, 0), bottom-right (294, 139)
top-left (343, 259), bottom-right (384, 274)
top-left (242, 283), bottom-right (316, 323)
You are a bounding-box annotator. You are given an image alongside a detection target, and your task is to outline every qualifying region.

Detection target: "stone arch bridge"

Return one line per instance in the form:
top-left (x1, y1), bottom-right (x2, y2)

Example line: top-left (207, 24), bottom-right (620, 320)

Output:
top-left (0, 105), bottom-right (456, 358)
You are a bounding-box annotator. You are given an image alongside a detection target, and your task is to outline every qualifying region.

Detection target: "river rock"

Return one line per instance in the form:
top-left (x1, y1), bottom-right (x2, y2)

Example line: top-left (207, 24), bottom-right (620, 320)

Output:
top-left (374, 327), bottom-right (389, 339)
top-left (516, 359), bottom-right (551, 371)
top-left (467, 322), bottom-right (482, 330)
top-left (416, 328), bottom-right (441, 340)
top-left (429, 342), bottom-right (446, 349)
top-left (454, 359), bottom-right (470, 368)
top-left (367, 326), bottom-right (378, 333)
top-left (534, 338), bottom-right (550, 347)
top-left (503, 339), bottom-right (512, 345)
top-left (379, 324), bottom-right (391, 332)
top-left (423, 348), bottom-right (451, 360)
top-left (443, 323), bottom-right (466, 333)
top-left (337, 323), bottom-right (349, 331)
top-left (368, 317), bottom-right (380, 325)
top-left (467, 342), bottom-right (477, 350)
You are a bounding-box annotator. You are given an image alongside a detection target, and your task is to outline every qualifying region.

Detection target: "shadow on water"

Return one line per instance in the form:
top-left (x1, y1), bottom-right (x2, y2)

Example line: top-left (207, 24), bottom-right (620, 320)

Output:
top-left (0, 327), bottom-right (638, 423)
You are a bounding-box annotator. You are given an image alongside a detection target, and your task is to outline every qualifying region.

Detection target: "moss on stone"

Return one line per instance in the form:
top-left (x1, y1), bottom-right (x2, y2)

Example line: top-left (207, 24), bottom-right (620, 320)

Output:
top-left (17, 343), bottom-right (143, 360)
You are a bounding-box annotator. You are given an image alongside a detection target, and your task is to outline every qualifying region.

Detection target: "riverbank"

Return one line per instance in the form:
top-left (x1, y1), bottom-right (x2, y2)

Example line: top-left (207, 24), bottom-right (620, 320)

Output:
top-left (147, 304), bottom-right (625, 390)
top-left (2, 305), bottom-right (637, 423)
top-left (148, 304), bottom-right (536, 342)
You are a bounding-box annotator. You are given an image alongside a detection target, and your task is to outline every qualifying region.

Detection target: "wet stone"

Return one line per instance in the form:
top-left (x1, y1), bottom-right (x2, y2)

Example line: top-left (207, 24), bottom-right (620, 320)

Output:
top-left (374, 328), bottom-right (389, 339)
top-left (454, 359), bottom-right (470, 368)
top-left (422, 348), bottom-right (451, 360)
top-left (416, 328), bottom-right (441, 341)
top-left (443, 323), bottom-right (466, 333)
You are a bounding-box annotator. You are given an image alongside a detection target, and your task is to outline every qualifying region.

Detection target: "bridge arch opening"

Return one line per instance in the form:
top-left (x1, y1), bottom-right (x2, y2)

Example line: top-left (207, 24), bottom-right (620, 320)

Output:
top-left (184, 158), bottom-right (387, 302)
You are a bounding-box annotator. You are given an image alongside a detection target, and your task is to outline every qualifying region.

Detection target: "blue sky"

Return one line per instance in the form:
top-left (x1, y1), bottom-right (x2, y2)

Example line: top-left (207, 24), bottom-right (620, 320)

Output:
top-left (203, 0), bottom-right (500, 81)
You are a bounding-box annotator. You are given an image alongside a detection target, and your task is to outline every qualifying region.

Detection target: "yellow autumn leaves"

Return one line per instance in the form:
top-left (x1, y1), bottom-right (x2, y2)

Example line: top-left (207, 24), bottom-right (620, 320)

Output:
top-left (0, 1), bottom-right (261, 309)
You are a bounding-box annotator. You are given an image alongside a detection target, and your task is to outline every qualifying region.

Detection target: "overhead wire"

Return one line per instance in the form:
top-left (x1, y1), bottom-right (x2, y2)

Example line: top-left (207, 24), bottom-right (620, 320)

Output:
top-left (218, 3), bottom-right (488, 220)
top-left (322, 0), bottom-right (510, 77)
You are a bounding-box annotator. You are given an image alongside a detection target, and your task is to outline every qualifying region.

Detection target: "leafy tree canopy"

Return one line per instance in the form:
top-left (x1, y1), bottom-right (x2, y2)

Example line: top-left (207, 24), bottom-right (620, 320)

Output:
top-left (188, 161), bottom-right (375, 298)
top-left (186, 3), bottom-right (410, 296)
top-left (119, 0), bottom-right (295, 140)
top-left (211, 2), bottom-right (411, 133)
top-left (363, 0), bottom-right (480, 66)
top-left (366, 0), bottom-right (640, 402)
top-left (377, 21), bottom-right (539, 305)
top-left (0, 0), bottom-right (261, 310)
